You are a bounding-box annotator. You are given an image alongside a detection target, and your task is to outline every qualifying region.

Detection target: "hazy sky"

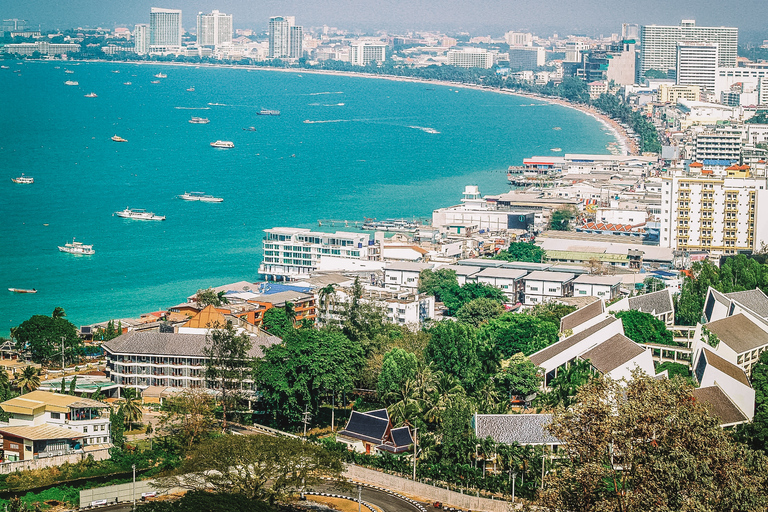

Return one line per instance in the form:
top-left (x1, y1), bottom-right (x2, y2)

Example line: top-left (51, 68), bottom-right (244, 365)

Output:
top-left (2, 0), bottom-right (767, 40)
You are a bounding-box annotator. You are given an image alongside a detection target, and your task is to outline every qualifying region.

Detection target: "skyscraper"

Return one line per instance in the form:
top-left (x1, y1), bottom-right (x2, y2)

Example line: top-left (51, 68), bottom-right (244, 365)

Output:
top-left (639, 20), bottom-right (737, 80)
top-left (134, 24), bottom-right (150, 55)
top-left (269, 16), bottom-right (302, 59)
top-left (676, 42), bottom-right (718, 93)
top-left (197, 10), bottom-right (232, 47)
top-left (149, 7), bottom-right (182, 53)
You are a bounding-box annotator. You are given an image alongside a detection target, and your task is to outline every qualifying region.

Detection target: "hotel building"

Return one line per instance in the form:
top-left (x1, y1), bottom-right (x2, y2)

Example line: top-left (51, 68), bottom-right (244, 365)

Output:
top-left (269, 16), bottom-right (302, 59)
top-left (149, 7), bottom-right (182, 53)
top-left (350, 41), bottom-right (387, 66)
top-left (676, 42), bottom-right (718, 93)
top-left (197, 10), bottom-right (232, 47)
top-left (134, 24), bottom-right (150, 55)
top-left (447, 48), bottom-right (493, 69)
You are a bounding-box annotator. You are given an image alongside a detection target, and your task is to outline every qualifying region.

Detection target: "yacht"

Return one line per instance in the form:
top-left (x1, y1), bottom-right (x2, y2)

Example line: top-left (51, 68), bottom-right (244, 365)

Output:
top-left (84, 92), bottom-right (97, 98)
top-left (64, 80), bottom-right (79, 86)
top-left (210, 140), bottom-right (234, 148)
top-left (114, 208), bottom-right (165, 221)
top-left (257, 109), bottom-right (280, 116)
top-left (178, 192), bottom-right (223, 203)
top-left (11, 174), bottom-right (34, 184)
top-left (154, 73), bottom-right (167, 78)
top-left (189, 117), bottom-right (210, 124)
top-left (112, 135), bottom-right (127, 142)
top-left (58, 238), bottom-right (95, 255)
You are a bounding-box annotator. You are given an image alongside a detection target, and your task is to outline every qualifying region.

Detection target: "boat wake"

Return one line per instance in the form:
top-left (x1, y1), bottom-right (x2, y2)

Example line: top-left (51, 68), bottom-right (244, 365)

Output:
top-left (324, 103), bottom-right (345, 106)
top-left (175, 106), bottom-right (211, 110)
top-left (306, 91), bottom-right (344, 96)
top-left (408, 125), bottom-right (440, 134)
top-left (303, 119), bottom-right (350, 124)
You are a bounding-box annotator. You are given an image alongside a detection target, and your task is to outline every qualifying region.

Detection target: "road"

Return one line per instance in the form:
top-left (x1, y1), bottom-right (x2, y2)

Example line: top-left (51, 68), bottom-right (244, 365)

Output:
top-left (312, 482), bottom-right (429, 512)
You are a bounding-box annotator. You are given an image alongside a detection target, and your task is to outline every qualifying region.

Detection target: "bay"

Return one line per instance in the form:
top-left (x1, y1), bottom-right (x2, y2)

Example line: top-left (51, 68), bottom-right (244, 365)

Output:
top-left (0, 61), bottom-right (615, 334)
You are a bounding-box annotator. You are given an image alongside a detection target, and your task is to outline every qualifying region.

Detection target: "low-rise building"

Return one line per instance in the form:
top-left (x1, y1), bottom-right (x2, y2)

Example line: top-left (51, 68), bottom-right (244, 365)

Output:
top-left (692, 347), bottom-right (754, 424)
top-left (608, 288), bottom-right (675, 325)
top-left (572, 274), bottom-right (622, 301)
top-left (337, 409), bottom-right (413, 455)
top-left (523, 271), bottom-right (575, 305)
top-left (383, 262), bottom-right (434, 290)
top-left (473, 267), bottom-right (527, 302)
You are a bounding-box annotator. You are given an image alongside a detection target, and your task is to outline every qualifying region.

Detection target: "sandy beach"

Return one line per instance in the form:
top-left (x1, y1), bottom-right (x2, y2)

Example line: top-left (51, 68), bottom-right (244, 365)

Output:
top-left (86, 59), bottom-right (638, 156)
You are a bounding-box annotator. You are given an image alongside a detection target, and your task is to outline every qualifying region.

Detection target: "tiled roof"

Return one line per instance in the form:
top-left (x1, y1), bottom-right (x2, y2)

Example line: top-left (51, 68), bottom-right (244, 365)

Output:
top-left (339, 410), bottom-right (390, 444)
top-left (724, 289), bottom-right (768, 319)
top-left (692, 386), bottom-right (748, 427)
top-left (0, 424), bottom-right (84, 441)
top-left (475, 267), bottom-right (528, 280)
top-left (103, 330), bottom-right (280, 358)
top-left (474, 414), bottom-right (560, 445)
top-left (530, 317), bottom-right (618, 366)
top-left (628, 289), bottom-right (673, 316)
top-left (579, 333), bottom-right (645, 374)
top-left (705, 313), bottom-right (768, 355)
top-left (524, 271), bottom-right (576, 283)
top-left (560, 298), bottom-right (604, 332)
top-left (573, 274), bottom-right (622, 286)
top-left (701, 349), bottom-right (751, 387)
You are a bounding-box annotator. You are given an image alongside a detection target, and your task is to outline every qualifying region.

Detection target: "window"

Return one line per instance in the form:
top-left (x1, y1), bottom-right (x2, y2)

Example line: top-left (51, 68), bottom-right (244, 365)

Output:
top-left (83, 426), bottom-right (88, 433)
top-left (51, 412), bottom-right (60, 420)
top-left (548, 288), bottom-right (558, 293)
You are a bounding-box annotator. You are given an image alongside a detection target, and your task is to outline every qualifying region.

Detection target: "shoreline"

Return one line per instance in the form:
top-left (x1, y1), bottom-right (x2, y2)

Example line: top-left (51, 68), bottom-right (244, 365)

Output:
top-left (75, 58), bottom-right (636, 157)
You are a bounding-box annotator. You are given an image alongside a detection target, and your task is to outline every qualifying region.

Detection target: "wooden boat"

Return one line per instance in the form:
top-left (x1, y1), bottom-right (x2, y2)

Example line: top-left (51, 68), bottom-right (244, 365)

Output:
top-left (8, 288), bottom-right (37, 293)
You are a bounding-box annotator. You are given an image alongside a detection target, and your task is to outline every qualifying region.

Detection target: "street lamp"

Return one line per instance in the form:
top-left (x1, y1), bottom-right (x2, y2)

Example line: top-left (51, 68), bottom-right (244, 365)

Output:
top-left (61, 336), bottom-right (65, 374)
top-left (511, 471), bottom-right (517, 503)
top-left (412, 427), bottom-right (418, 481)
top-left (132, 464), bottom-right (136, 511)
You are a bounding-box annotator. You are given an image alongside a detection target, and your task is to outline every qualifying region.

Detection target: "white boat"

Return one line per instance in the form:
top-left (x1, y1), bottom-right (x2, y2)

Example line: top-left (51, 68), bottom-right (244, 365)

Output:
top-left (8, 288), bottom-right (37, 294)
top-left (112, 135), bottom-right (127, 142)
top-left (64, 70), bottom-right (74, 74)
top-left (11, 174), bottom-right (34, 184)
top-left (64, 80), bottom-right (79, 86)
top-left (178, 192), bottom-right (223, 203)
top-left (186, 87), bottom-right (195, 91)
top-left (154, 73), bottom-right (167, 78)
top-left (58, 238), bottom-right (95, 255)
top-left (114, 208), bottom-right (165, 221)
top-left (150, 80), bottom-right (160, 84)
top-left (84, 92), bottom-right (97, 98)
top-left (189, 117), bottom-right (210, 124)
top-left (210, 140), bottom-right (234, 148)
top-left (123, 81), bottom-right (132, 85)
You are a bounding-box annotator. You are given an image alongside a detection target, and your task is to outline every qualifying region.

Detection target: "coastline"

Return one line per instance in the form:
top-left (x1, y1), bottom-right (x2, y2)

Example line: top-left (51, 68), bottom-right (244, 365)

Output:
top-left (82, 59), bottom-right (636, 156)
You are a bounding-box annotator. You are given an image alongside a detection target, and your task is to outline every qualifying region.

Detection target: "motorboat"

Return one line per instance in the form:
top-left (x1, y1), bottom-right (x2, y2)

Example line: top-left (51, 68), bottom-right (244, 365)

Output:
top-left (123, 81), bottom-right (132, 85)
top-left (84, 92), bottom-right (97, 98)
top-left (257, 109), bottom-right (280, 116)
top-left (178, 192), bottom-right (223, 203)
top-left (58, 238), bottom-right (95, 255)
top-left (64, 80), bottom-right (79, 86)
top-left (243, 127), bottom-right (256, 131)
top-left (189, 117), bottom-right (210, 124)
top-left (210, 140), bottom-right (234, 148)
top-left (150, 80), bottom-right (160, 84)
top-left (11, 174), bottom-right (34, 184)
top-left (112, 135), bottom-right (127, 142)
top-left (8, 288), bottom-right (37, 293)
top-left (114, 208), bottom-right (165, 221)
top-left (154, 73), bottom-right (167, 78)
top-left (186, 87), bottom-right (195, 91)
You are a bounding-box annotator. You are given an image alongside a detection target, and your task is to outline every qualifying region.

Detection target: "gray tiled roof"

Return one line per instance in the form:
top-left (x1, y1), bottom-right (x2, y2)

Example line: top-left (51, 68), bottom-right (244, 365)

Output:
top-left (579, 333), bottom-right (645, 374)
top-left (103, 330), bottom-right (280, 358)
top-left (628, 289), bottom-right (673, 316)
top-left (560, 298), bottom-right (603, 332)
top-left (692, 386), bottom-right (749, 427)
top-left (524, 271), bottom-right (576, 283)
top-left (530, 317), bottom-right (618, 366)
top-left (724, 289), bottom-right (768, 319)
top-left (474, 414), bottom-right (560, 445)
top-left (700, 348), bottom-right (751, 387)
top-left (705, 313), bottom-right (768, 356)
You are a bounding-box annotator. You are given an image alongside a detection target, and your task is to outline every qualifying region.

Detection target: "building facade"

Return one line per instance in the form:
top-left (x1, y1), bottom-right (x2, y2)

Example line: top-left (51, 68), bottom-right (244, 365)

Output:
top-left (149, 7), bottom-right (182, 53)
top-left (134, 24), bottom-right (150, 55)
top-left (447, 48), bottom-right (493, 69)
top-left (507, 47), bottom-right (545, 71)
top-left (350, 41), bottom-right (387, 66)
top-left (676, 42), bottom-right (718, 92)
top-left (197, 10), bottom-right (232, 47)
top-left (269, 16), bottom-right (302, 59)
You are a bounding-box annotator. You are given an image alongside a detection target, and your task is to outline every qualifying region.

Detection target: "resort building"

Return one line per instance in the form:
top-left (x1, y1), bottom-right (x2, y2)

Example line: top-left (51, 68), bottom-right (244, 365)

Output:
top-left (269, 16), bottom-right (302, 59)
top-left (2, 42), bottom-right (80, 56)
top-left (197, 10), bottom-right (233, 48)
top-left (507, 46), bottom-right (545, 71)
top-left (676, 42), bottom-right (718, 93)
top-left (383, 262), bottom-right (434, 290)
top-left (657, 83), bottom-right (701, 103)
top-left (337, 409), bottom-right (413, 455)
top-left (149, 7), bottom-right (182, 54)
top-left (447, 48), bottom-right (493, 69)
top-left (259, 228), bottom-right (377, 281)
top-left (134, 24), bottom-right (149, 55)
top-left (522, 271), bottom-right (575, 305)
top-left (349, 40), bottom-right (387, 66)
top-left (692, 347), bottom-right (754, 425)
top-left (608, 288), bottom-right (675, 325)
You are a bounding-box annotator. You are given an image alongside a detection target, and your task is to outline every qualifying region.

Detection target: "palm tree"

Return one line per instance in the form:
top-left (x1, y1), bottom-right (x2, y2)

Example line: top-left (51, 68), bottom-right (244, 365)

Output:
top-left (317, 284), bottom-right (336, 325)
top-left (283, 301), bottom-right (297, 324)
top-left (16, 366), bottom-right (40, 394)
top-left (120, 392), bottom-right (143, 430)
top-left (216, 291), bottom-right (229, 305)
top-left (52, 307), bottom-right (66, 319)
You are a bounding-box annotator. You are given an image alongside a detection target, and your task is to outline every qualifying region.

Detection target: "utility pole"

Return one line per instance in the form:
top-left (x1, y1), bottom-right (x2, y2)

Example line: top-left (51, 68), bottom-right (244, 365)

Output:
top-left (302, 405), bottom-right (311, 439)
top-left (61, 336), bottom-right (65, 375)
top-left (412, 427), bottom-right (418, 481)
top-left (357, 484), bottom-right (362, 512)
top-left (541, 447), bottom-right (545, 490)
top-left (132, 464), bottom-right (136, 511)
top-left (512, 471), bottom-right (517, 503)
top-left (331, 392), bottom-right (335, 432)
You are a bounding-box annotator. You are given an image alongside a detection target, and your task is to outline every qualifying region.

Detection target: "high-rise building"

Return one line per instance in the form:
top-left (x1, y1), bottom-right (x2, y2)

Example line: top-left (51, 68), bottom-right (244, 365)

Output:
top-left (676, 42), bottom-right (718, 92)
top-left (349, 41), bottom-right (387, 66)
top-left (621, 23), bottom-right (640, 42)
top-left (134, 24), bottom-right (150, 55)
top-left (149, 7), bottom-right (182, 53)
top-left (197, 10), bottom-right (232, 47)
top-left (639, 20), bottom-right (737, 80)
top-left (507, 46), bottom-right (545, 71)
top-left (505, 31), bottom-right (533, 47)
top-left (565, 41), bottom-right (589, 63)
top-left (269, 16), bottom-right (302, 59)
top-left (447, 48), bottom-right (493, 69)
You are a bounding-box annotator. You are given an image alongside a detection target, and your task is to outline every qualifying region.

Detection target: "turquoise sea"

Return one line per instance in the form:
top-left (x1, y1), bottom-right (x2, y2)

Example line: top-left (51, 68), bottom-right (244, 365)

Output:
top-left (0, 61), bottom-right (615, 334)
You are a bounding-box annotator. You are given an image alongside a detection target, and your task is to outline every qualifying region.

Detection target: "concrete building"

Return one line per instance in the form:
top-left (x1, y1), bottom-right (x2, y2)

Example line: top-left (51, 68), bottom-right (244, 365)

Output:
top-left (659, 168), bottom-right (768, 255)
top-left (565, 41), bottom-right (589, 63)
top-left (3, 42), bottom-right (80, 56)
top-left (134, 24), bottom-right (149, 55)
top-left (523, 271), bottom-right (575, 305)
top-left (608, 288), bottom-right (675, 325)
top-left (676, 42), bottom-right (718, 93)
top-left (507, 46), bottom-right (545, 71)
top-left (715, 67), bottom-right (768, 105)
top-left (572, 274), bottom-right (622, 301)
top-left (259, 228), bottom-right (376, 281)
top-left (149, 7), bottom-right (182, 53)
top-left (692, 346), bottom-right (754, 423)
top-left (269, 16), bottom-right (302, 59)
top-left (383, 262), bottom-right (434, 290)
top-left (582, 41), bottom-right (637, 86)
top-left (505, 31), bottom-right (533, 47)
top-left (350, 40), bottom-right (387, 66)
top-left (657, 83), bottom-right (701, 103)
top-left (692, 126), bottom-right (743, 162)
top-left (197, 10), bottom-right (232, 47)
top-left (474, 267), bottom-right (527, 302)
top-left (639, 20), bottom-right (737, 80)
top-left (447, 48), bottom-right (493, 69)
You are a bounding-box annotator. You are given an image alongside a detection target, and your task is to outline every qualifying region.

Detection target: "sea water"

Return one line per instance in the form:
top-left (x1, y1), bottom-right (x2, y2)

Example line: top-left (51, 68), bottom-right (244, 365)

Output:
top-left (0, 61), bottom-right (615, 334)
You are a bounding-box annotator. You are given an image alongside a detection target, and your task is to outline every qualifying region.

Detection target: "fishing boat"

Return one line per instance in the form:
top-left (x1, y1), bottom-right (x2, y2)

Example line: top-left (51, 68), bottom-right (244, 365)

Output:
top-left (154, 73), bottom-right (167, 78)
top-left (123, 81), bottom-right (132, 85)
top-left (257, 109), bottom-right (280, 116)
top-left (178, 191), bottom-right (223, 203)
top-left (186, 87), bottom-right (195, 91)
top-left (210, 140), bottom-right (234, 148)
top-left (114, 208), bottom-right (165, 221)
top-left (84, 92), bottom-right (97, 98)
top-left (243, 127), bottom-right (256, 131)
top-left (8, 288), bottom-right (37, 294)
top-left (11, 174), bottom-right (34, 184)
top-left (150, 80), bottom-right (160, 84)
top-left (112, 135), bottom-right (127, 142)
top-left (64, 80), bottom-right (79, 86)
top-left (189, 117), bottom-right (210, 124)
top-left (58, 238), bottom-right (95, 255)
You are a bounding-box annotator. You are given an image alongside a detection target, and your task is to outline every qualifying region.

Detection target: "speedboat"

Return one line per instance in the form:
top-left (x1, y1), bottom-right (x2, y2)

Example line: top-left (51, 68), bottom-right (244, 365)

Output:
top-left (11, 174), bottom-right (34, 184)
top-left (8, 288), bottom-right (37, 293)
top-left (189, 117), bottom-right (210, 124)
top-left (210, 140), bottom-right (234, 148)
top-left (243, 127), bottom-right (256, 131)
top-left (64, 70), bottom-right (74, 74)
top-left (84, 92), bottom-right (97, 98)
top-left (123, 81), bottom-right (132, 85)
top-left (58, 238), bottom-right (95, 255)
top-left (154, 73), bottom-right (167, 78)
top-left (112, 135), bottom-right (127, 142)
top-left (178, 192), bottom-right (223, 203)
top-left (186, 87), bottom-right (195, 91)
top-left (150, 80), bottom-right (160, 84)
top-left (257, 109), bottom-right (280, 116)
top-left (114, 208), bottom-right (165, 221)
top-left (64, 80), bottom-right (79, 86)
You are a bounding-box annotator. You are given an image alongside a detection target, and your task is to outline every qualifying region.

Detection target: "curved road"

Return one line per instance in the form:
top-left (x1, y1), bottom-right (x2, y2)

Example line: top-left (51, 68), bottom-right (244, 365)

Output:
top-left (311, 483), bottom-right (428, 512)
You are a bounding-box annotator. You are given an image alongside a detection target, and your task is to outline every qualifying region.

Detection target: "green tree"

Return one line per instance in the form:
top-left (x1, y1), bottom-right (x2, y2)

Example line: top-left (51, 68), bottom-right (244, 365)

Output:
top-left (254, 328), bottom-right (364, 427)
top-left (540, 372), bottom-right (768, 512)
top-left (110, 406), bottom-right (126, 449)
top-left (341, 277), bottom-right (387, 349)
top-left (137, 491), bottom-right (275, 512)
top-left (442, 282), bottom-right (506, 315)
top-left (493, 242), bottom-right (546, 263)
top-left (455, 297), bottom-right (505, 327)
top-left (377, 348), bottom-right (418, 400)
top-left (674, 260), bottom-right (720, 325)
top-left (481, 312), bottom-right (559, 357)
top-left (425, 321), bottom-right (487, 391)
top-left (535, 358), bottom-right (594, 409)
top-left (52, 307), bottom-right (66, 319)
top-left (262, 307), bottom-right (293, 337)
top-left (204, 322), bottom-right (253, 429)
top-left (418, 268), bottom-right (459, 302)
top-left (529, 302), bottom-right (577, 326)
top-left (614, 309), bottom-right (674, 346)
top-left (496, 352), bottom-right (543, 398)
top-left (644, 68), bottom-right (669, 79)
top-left (655, 361), bottom-right (692, 380)
top-left (68, 375), bottom-right (77, 395)
top-left (439, 396), bottom-right (477, 464)
top-left (13, 313), bottom-right (83, 366)
top-left (549, 207), bottom-right (575, 231)
top-left (157, 435), bottom-right (344, 503)
top-left (158, 388), bottom-right (217, 452)
top-left (120, 390), bottom-right (143, 429)
top-left (194, 288), bottom-right (222, 308)
top-left (16, 366), bottom-right (40, 394)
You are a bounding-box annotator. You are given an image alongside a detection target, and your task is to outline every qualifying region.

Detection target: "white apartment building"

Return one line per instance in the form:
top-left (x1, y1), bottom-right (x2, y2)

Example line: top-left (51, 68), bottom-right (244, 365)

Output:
top-left (134, 24), bottom-right (149, 55)
top-left (473, 267), bottom-right (527, 302)
top-left (505, 32), bottom-right (532, 46)
top-left (318, 286), bottom-right (435, 330)
top-left (572, 274), bottom-right (622, 300)
top-left (259, 228), bottom-right (375, 280)
top-left (676, 42), bottom-right (718, 92)
top-left (692, 126), bottom-right (743, 161)
top-left (639, 20), bottom-right (737, 79)
top-left (715, 67), bottom-right (768, 105)
top-left (149, 7), bottom-right (182, 53)
top-left (197, 10), bottom-right (232, 47)
top-left (660, 170), bottom-right (768, 255)
top-left (565, 41), bottom-right (589, 63)
top-left (657, 83), bottom-right (701, 103)
top-left (350, 40), bottom-right (386, 66)
top-left (383, 262), bottom-right (434, 290)
top-left (3, 41), bottom-right (80, 56)
top-left (269, 16), bottom-right (302, 59)
top-left (508, 47), bottom-right (545, 71)
top-left (447, 48), bottom-right (493, 69)
top-left (523, 271), bottom-right (575, 305)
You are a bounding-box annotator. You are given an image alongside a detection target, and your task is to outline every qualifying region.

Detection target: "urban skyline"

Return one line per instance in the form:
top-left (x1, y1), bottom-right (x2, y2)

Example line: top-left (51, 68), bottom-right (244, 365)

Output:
top-left (2, 0), bottom-right (768, 40)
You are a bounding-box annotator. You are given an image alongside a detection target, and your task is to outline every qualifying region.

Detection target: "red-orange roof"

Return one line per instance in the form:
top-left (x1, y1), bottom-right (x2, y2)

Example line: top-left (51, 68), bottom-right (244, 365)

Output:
top-left (689, 162), bottom-right (703, 168)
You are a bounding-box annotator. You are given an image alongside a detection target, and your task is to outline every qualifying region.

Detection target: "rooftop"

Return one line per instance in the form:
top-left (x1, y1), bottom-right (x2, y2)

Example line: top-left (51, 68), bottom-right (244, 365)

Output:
top-left (103, 331), bottom-right (280, 358)
top-left (524, 270), bottom-right (576, 283)
top-left (384, 261), bottom-right (434, 272)
top-left (573, 274), bottom-right (623, 286)
top-left (701, 348), bottom-right (751, 387)
top-left (627, 289), bottom-right (674, 316)
top-left (560, 298), bottom-right (604, 332)
top-left (724, 289), bottom-right (768, 319)
top-left (1, 390), bottom-right (107, 416)
top-left (579, 333), bottom-right (645, 374)
top-left (475, 267), bottom-right (528, 280)
top-left (705, 313), bottom-right (768, 356)
top-left (474, 413), bottom-right (560, 445)
top-left (692, 385), bottom-right (749, 427)
top-left (0, 424), bottom-right (84, 441)
top-left (530, 317), bottom-right (618, 366)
